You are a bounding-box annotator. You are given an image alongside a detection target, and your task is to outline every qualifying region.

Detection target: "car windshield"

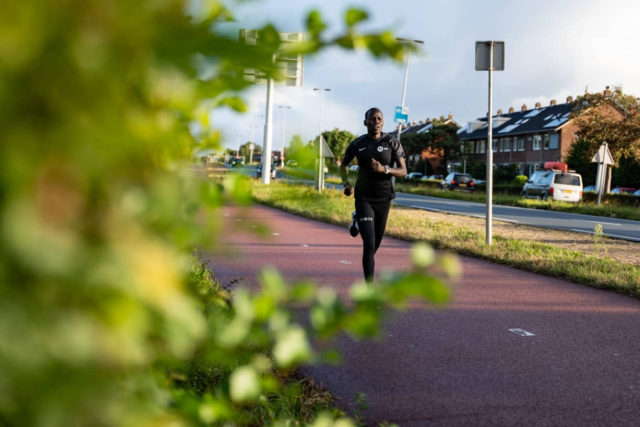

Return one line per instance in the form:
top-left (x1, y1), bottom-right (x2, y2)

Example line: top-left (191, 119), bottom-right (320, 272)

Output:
top-left (554, 174), bottom-right (580, 186)
top-left (455, 174), bottom-right (472, 183)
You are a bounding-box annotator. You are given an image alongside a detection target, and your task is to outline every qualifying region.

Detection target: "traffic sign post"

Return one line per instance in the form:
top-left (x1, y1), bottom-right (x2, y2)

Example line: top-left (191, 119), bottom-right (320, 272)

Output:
top-left (475, 41), bottom-right (504, 245)
top-left (591, 141), bottom-right (614, 206)
top-left (240, 29), bottom-right (304, 185)
top-left (394, 105), bottom-right (409, 124)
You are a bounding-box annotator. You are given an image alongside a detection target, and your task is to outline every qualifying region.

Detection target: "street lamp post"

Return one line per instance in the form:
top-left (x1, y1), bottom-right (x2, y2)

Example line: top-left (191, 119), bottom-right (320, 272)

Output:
top-left (313, 88), bottom-right (330, 192)
top-left (277, 105), bottom-right (291, 166)
top-left (395, 38), bottom-right (424, 143)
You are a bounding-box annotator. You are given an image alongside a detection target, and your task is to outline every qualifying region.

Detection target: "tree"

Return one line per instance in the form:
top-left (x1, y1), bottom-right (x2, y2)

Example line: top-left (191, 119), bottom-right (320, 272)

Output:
top-left (321, 128), bottom-right (355, 160)
top-left (430, 122), bottom-right (463, 173)
top-left (565, 138), bottom-right (598, 185)
top-left (402, 120), bottom-right (462, 174)
top-left (239, 141), bottom-right (262, 162)
top-left (568, 87), bottom-right (640, 185)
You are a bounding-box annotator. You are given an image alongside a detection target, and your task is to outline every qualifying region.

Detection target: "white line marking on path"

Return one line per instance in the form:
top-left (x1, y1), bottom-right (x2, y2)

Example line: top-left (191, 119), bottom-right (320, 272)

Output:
top-left (410, 205), bottom-right (442, 212)
top-left (495, 217), bottom-right (519, 224)
top-left (339, 260), bottom-right (352, 264)
top-left (570, 228), bottom-right (591, 234)
top-left (606, 233), bottom-right (640, 242)
top-left (509, 328), bottom-right (535, 337)
top-left (272, 233), bottom-right (279, 236)
top-left (300, 244), bottom-right (309, 247)
top-left (586, 220), bottom-right (623, 227)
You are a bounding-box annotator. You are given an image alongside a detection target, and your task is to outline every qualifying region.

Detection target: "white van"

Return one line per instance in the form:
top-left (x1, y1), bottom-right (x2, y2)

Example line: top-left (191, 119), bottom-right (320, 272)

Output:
top-left (522, 170), bottom-right (583, 202)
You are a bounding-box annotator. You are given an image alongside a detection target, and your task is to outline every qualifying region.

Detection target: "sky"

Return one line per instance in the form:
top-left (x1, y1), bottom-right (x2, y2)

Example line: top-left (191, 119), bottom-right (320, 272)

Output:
top-left (213, 0), bottom-right (640, 152)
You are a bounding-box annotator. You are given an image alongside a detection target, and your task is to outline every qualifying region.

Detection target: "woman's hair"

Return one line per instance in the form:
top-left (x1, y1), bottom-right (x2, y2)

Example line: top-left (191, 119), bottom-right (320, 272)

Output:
top-left (364, 107), bottom-right (382, 120)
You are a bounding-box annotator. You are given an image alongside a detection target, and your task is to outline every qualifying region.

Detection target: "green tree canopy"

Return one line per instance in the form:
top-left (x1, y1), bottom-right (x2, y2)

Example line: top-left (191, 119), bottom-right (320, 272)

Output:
top-left (238, 141), bottom-right (262, 160)
top-left (402, 120), bottom-right (461, 173)
top-left (570, 87), bottom-right (640, 163)
top-left (321, 128), bottom-right (356, 159)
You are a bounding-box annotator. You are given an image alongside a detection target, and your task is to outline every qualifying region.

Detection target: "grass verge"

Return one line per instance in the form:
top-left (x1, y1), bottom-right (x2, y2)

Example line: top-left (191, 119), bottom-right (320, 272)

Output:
top-left (252, 181), bottom-right (640, 298)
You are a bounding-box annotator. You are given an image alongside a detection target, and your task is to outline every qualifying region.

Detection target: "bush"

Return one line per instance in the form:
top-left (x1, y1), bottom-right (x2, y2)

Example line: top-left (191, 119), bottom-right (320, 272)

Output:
top-left (0, 1), bottom-right (447, 425)
top-left (514, 175), bottom-right (528, 186)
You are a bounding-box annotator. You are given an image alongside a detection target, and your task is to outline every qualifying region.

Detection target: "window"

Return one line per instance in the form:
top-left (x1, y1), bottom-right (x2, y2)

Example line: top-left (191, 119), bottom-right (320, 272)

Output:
top-left (543, 134), bottom-right (550, 150)
top-left (516, 137), bottom-right (525, 151)
top-left (492, 138), bottom-right (498, 152)
top-left (477, 140), bottom-right (486, 153)
top-left (549, 134), bottom-right (559, 149)
top-left (532, 135), bottom-right (542, 151)
top-left (501, 137), bottom-right (511, 152)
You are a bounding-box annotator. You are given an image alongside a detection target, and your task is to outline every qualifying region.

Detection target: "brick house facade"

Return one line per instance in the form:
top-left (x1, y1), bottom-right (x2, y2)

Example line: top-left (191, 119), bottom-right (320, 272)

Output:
top-left (457, 96), bottom-right (624, 177)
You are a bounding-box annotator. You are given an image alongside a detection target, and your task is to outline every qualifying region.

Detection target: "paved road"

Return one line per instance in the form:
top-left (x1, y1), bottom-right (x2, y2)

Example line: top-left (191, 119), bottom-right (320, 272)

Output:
top-left (316, 180), bottom-right (640, 242)
top-left (394, 192), bottom-right (640, 242)
top-left (207, 204), bottom-right (640, 426)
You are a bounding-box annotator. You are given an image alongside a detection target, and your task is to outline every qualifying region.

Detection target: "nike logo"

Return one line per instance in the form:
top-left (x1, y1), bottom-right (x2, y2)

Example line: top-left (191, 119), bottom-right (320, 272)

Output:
top-left (358, 147), bottom-right (367, 151)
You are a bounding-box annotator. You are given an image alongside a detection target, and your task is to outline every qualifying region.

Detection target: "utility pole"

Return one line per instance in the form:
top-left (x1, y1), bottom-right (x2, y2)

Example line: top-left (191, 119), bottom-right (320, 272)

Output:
top-left (313, 88), bottom-right (330, 192)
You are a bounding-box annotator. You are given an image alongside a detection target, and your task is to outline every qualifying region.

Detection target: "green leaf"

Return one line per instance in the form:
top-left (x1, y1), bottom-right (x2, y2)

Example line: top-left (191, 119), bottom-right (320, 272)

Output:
top-left (273, 326), bottom-right (312, 368)
top-left (229, 365), bottom-right (261, 402)
top-left (345, 8), bottom-right (368, 27)
top-left (411, 242), bottom-right (435, 268)
top-left (216, 96), bottom-right (247, 112)
top-left (306, 10), bottom-right (327, 37)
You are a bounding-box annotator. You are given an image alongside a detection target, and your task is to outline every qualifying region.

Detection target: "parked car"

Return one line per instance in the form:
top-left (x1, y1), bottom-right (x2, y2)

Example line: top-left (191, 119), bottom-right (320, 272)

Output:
top-left (633, 189), bottom-right (640, 197)
top-left (609, 187), bottom-right (637, 195)
top-left (440, 172), bottom-right (475, 191)
top-left (583, 185), bottom-right (596, 193)
top-left (405, 172), bottom-right (424, 180)
top-left (422, 174), bottom-right (444, 181)
top-left (522, 170), bottom-right (583, 202)
top-left (256, 163), bottom-right (276, 179)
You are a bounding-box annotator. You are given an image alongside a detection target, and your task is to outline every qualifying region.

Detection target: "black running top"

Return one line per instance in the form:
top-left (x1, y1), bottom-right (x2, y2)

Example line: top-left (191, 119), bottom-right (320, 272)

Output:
top-left (342, 133), bottom-right (405, 201)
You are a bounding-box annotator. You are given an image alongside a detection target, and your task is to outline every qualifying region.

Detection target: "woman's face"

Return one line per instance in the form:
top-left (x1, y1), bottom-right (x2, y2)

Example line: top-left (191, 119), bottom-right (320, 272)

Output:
top-left (365, 110), bottom-right (384, 135)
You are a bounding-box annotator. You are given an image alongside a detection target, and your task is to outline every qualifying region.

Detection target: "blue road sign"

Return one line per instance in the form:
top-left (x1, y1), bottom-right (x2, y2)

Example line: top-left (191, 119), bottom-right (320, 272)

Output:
top-left (394, 106), bottom-right (408, 124)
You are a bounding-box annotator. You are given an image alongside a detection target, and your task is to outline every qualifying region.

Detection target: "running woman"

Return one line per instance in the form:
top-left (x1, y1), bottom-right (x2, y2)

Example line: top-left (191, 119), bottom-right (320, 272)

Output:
top-left (340, 107), bottom-right (407, 282)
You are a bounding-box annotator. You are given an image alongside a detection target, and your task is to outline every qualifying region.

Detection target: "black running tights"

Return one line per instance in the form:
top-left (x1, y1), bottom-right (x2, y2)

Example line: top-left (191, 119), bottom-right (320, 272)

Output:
top-left (354, 198), bottom-right (391, 282)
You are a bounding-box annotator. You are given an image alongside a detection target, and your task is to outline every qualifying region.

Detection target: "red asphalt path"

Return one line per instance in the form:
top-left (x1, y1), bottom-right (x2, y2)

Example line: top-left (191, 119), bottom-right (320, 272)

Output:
top-left (206, 204), bottom-right (640, 426)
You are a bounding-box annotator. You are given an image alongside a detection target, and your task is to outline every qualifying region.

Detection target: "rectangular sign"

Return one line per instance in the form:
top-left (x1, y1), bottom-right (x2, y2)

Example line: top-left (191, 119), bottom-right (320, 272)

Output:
top-left (240, 29), bottom-right (304, 87)
top-left (475, 41), bottom-right (505, 71)
top-left (394, 105), bottom-right (408, 124)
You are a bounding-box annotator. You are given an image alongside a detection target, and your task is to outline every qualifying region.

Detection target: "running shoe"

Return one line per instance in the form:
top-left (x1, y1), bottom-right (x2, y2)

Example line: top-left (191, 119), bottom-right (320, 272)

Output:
top-left (349, 211), bottom-right (359, 237)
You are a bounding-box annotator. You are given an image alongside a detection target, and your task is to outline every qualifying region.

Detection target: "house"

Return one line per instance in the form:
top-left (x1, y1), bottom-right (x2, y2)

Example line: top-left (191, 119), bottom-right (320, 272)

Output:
top-left (457, 93), bottom-right (625, 177)
top-left (388, 114), bottom-right (461, 172)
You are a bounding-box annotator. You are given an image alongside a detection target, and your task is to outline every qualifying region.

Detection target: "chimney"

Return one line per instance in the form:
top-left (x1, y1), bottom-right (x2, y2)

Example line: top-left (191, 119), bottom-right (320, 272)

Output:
top-left (566, 96), bottom-right (573, 103)
top-left (521, 104), bottom-right (527, 111)
top-left (496, 109), bottom-right (502, 115)
top-left (508, 107), bottom-right (515, 113)
top-left (535, 102), bottom-right (541, 109)
top-left (550, 99), bottom-right (557, 106)
top-left (412, 121), bottom-right (417, 125)
top-left (448, 113), bottom-right (453, 120)
top-left (604, 86), bottom-right (611, 96)
top-left (419, 120), bottom-right (424, 125)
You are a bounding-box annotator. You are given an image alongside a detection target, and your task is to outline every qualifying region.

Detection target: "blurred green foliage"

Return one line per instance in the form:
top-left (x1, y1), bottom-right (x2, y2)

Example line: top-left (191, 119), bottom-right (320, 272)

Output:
top-left (0, 0), bottom-right (449, 426)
